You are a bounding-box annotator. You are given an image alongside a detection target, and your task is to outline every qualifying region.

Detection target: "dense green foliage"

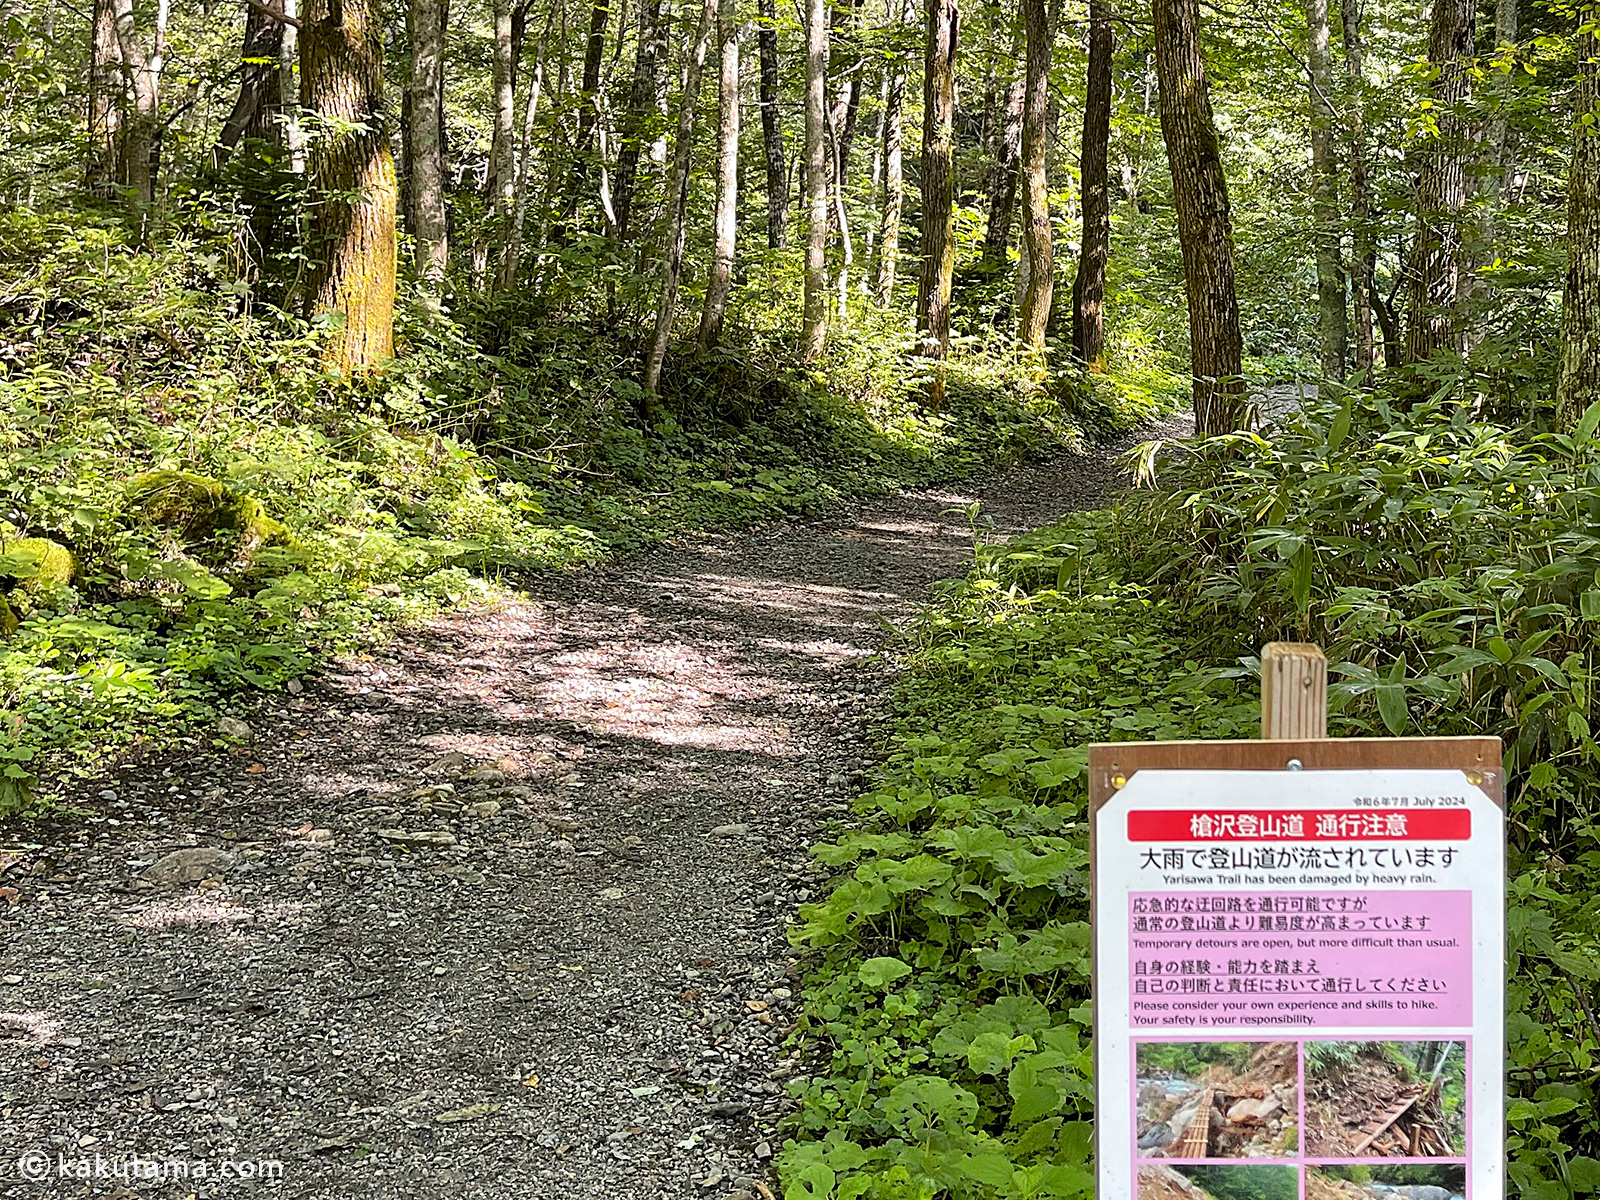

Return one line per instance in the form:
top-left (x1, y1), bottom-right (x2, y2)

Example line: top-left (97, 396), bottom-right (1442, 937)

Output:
top-left (780, 396), bottom-right (1600, 1199)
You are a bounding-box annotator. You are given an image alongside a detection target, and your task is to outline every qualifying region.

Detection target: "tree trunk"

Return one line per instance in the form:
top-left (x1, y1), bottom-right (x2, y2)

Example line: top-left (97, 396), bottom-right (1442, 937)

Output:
top-left (301, 0), bottom-right (398, 373)
top-left (1558, 27), bottom-right (1600, 426)
top-left (615, 0), bottom-right (666, 244)
top-left (280, 0), bottom-right (306, 174)
top-left (1152, 0), bottom-right (1244, 433)
top-left (555, 0), bottom-right (612, 243)
top-left (1158, 0), bottom-right (1241, 432)
top-left (1403, 0), bottom-right (1476, 365)
top-left (488, 0), bottom-right (517, 280)
top-left (214, 0), bottom-right (283, 168)
top-left (1342, 0), bottom-right (1374, 375)
top-left (1071, 0), bottom-right (1112, 367)
top-left (916, 0), bottom-right (957, 405)
top-left (1016, 0), bottom-right (1051, 347)
top-left (641, 0), bottom-right (716, 403)
top-left (502, 6), bottom-right (554, 288)
top-left (827, 0), bottom-right (867, 191)
top-left (979, 77), bottom-right (1023, 272)
top-left (111, 0), bottom-right (166, 208)
top-left (1306, 0), bottom-right (1346, 379)
top-left (871, 0), bottom-right (910, 306)
top-left (1476, 0), bottom-right (1518, 306)
top-left (88, 0), bottom-right (123, 190)
top-left (756, 0), bottom-right (787, 249)
top-left (699, 0), bottom-right (740, 349)
top-left (409, 0), bottom-right (449, 282)
top-left (801, 0), bottom-right (829, 359)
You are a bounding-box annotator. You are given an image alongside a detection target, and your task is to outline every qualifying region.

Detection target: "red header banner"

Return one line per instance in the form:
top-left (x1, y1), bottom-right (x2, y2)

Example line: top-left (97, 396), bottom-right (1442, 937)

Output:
top-left (1126, 808), bottom-right (1472, 841)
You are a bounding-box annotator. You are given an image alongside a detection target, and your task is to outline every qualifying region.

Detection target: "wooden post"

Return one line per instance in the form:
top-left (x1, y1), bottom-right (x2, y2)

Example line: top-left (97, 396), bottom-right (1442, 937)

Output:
top-left (1261, 642), bottom-right (1327, 740)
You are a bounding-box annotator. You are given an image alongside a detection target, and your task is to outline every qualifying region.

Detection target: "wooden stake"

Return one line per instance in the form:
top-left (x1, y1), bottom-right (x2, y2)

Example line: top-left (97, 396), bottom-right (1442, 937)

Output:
top-left (1261, 642), bottom-right (1327, 740)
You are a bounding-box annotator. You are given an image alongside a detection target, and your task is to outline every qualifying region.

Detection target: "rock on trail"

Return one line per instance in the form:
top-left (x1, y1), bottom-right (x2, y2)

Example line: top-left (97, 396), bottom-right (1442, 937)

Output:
top-left (0, 436), bottom-right (1159, 1199)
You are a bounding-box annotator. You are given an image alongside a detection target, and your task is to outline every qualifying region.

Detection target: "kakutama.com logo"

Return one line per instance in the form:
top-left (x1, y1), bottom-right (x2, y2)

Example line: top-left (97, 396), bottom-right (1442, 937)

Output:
top-left (13, 1150), bottom-right (285, 1183)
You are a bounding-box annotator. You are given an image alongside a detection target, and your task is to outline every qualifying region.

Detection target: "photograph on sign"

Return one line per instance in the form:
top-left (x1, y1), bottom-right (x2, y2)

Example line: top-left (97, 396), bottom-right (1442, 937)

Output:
top-left (1091, 756), bottom-right (1502, 1200)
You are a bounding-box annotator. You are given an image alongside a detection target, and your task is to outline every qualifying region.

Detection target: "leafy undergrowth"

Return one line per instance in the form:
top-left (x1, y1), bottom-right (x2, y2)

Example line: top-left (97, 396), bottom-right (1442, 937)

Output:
top-left (780, 394), bottom-right (1600, 1198)
top-left (0, 206), bottom-right (1182, 814)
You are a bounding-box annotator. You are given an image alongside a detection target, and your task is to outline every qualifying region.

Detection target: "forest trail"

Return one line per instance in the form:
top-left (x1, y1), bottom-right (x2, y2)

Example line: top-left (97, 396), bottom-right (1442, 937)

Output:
top-left (0, 432), bottom-right (1162, 1199)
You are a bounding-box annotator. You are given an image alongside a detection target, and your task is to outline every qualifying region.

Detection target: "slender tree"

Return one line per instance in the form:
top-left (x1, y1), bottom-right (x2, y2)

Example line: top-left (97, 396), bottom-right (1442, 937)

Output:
top-left (1152, 0), bottom-right (1245, 432)
top-left (1403, 0), bottom-right (1476, 365)
top-left (699, 0), bottom-right (741, 349)
top-left (1306, 0), bottom-right (1346, 378)
top-left (1342, 0), bottom-right (1374, 375)
top-left (555, 0), bottom-right (612, 243)
top-left (1558, 25), bottom-right (1600, 425)
top-left (801, 0), bottom-right (829, 358)
top-left (916, 0), bottom-right (957, 403)
top-left (488, 0), bottom-right (517, 281)
top-left (408, 0), bottom-right (449, 282)
top-left (1071, 0), bottom-right (1112, 368)
top-left (615, 0), bottom-right (667, 244)
top-left (756, 0), bottom-right (787, 248)
top-left (871, 0), bottom-right (910, 305)
top-left (503, 5), bottom-right (556, 287)
top-left (642, 0), bottom-right (716, 402)
top-left (301, 0), bottom-right (398, 372)
top-left (979, 78), bottom-right (1023, 271)
top-left (1016, 0), bottom-right (1051, 347)
top-left (88, 0), bottom-right (122, 190)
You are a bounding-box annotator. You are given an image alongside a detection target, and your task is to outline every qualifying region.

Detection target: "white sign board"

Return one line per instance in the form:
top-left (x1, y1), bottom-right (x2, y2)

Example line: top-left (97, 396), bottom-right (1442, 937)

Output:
top-left (1091, 758), bottom-right (1503, 1200)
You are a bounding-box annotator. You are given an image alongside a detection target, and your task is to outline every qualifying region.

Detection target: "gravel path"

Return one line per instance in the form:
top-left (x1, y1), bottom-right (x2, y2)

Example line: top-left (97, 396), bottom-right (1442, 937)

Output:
top-left (0, 432), bottom-right (1162, 1200)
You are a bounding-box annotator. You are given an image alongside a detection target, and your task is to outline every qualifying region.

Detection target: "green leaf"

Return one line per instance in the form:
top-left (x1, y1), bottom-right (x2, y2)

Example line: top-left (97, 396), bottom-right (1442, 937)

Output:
top-left (1326, 394), bottom-right (1353, 455)
top-left (1375, 682), bottom-right (1408, 735)
top-left (1578, 400), bottom-right (1600, 444)
top-left (857, 957), bottom-right (913, 989)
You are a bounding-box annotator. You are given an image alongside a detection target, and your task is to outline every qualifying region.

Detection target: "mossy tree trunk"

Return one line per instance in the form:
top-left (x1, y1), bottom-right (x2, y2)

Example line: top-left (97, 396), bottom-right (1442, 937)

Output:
top-left (1015, 0), bottom-right (1052, 348)
top-left (1403, 0), bottom-right (1476, 365)
top-left (300, 0), bottom-right (398, 373)
top-left (1152, 0), bottom-right (1244, 433)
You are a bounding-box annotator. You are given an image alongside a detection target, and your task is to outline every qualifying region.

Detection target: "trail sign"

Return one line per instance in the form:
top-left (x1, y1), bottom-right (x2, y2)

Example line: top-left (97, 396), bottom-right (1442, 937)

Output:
top-left (1089, 734), bottom-right (1503, 1200)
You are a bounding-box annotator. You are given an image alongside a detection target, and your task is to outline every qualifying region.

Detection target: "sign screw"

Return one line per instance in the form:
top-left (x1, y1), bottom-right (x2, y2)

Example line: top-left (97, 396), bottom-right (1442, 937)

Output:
top-left (1286, 758), bottom-right (1303, 772)
top-left (1111, 774), bottom-right (1126, 790)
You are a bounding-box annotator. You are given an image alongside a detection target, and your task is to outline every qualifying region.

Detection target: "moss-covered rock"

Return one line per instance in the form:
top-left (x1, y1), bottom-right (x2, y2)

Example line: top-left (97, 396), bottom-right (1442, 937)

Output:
top-left (126, 470), bottom-right (293, 565)
top-left (0, 536), bottom-right (78, 602)
top-left (0, 593), bottom-right (17, 638)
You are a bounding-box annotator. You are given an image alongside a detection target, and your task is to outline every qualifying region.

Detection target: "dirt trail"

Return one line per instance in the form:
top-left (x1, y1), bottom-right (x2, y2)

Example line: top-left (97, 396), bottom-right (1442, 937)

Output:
top-left (0, 434), bottom-right (1163, 1200)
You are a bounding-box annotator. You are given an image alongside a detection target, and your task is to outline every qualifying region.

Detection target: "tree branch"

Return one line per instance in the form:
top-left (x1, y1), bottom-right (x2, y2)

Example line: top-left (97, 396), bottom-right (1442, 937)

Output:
top-left (245, 0), bottom-right (303, 31)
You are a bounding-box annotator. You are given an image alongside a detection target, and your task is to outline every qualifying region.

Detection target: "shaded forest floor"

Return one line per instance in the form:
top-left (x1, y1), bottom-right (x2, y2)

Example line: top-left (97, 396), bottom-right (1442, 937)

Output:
top-left (0, 424), bottom-right (1176, 1199)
